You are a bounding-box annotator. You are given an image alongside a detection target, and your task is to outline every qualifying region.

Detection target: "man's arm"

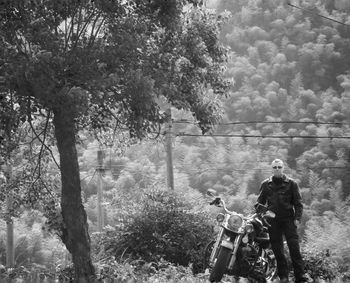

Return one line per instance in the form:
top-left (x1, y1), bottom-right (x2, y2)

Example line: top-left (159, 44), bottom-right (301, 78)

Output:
top-left (292, 180), bottom-right (303, 221)
top-left (256, 182), bottom-right (267, 208)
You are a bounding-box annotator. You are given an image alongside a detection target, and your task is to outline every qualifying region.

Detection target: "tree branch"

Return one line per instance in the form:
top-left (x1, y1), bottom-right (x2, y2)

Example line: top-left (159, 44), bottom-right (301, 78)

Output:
top-left (27, 107), bottom-right (60, 170)
top-left (88, 13), bottom-right (105, 48)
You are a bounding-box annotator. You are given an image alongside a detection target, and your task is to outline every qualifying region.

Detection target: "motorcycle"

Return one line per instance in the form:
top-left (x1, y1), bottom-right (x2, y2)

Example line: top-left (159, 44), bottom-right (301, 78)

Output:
top-left (205, 190), bottom-right (277, 283)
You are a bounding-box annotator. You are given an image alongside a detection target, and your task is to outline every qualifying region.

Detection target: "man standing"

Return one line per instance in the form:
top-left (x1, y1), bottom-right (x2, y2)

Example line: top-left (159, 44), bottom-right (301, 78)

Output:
top-left (256, 159), bottom-right (308, 283)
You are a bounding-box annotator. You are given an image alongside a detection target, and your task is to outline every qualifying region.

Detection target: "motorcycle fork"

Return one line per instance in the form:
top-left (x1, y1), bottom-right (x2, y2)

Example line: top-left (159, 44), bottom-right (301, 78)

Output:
top-left (259, 247), bottom-right (265, 261)
top-left (258, 247), bottom-right (268, 266)
top-left (210, 227), bottom-right (225, 264)
top-left (249, 245), bottom-right (262, 272)
top-left (227, 234), bottom-right (243, 269)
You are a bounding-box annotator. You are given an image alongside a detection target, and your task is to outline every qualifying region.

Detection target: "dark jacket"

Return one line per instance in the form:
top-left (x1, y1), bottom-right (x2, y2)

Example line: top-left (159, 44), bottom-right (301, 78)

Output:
top-left (256, 175), bottom-right (303, 221)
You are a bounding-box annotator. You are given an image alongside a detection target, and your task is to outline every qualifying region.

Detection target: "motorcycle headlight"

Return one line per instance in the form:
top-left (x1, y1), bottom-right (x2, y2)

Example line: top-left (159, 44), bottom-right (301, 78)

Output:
top-left (227, 214), bottom-right (243, 231)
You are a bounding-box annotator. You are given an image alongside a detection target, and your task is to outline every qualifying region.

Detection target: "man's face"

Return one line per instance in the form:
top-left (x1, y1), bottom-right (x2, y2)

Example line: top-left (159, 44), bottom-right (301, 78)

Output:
top-left (271, 160), bottom-right (284, 177)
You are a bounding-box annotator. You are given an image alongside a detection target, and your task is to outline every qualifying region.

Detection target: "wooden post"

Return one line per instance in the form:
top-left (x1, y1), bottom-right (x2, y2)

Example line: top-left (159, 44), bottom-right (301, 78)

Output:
top-left (5, 164), bottom-right (14, 268)
top-left (97, 150), bottom-right (104, 232)
top-left (165, 108), bottom-right (174, 190)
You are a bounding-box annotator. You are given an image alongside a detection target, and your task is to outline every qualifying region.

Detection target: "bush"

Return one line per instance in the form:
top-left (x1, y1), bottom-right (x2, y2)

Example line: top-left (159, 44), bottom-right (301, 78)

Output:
top-left (0, 216), bottom-right (68, 270)
top-left (93, 188), bottom-right (215, 274)
top-left (284, 246), bottom-right (341, 281)
top-left (303, 250), bottom-right (340, 281)
top-left (92, 257), bottom-right (210, 282)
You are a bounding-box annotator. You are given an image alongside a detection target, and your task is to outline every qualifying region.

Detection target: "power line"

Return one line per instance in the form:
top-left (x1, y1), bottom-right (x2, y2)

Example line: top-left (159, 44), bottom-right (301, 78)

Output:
top-left (176, 166), bottom-right (348, 171)
top-left (177, 133), bottom-right (350, 139)
top-left (173, 120), bottom-right (345, 126)
top-left (90, 167), bottom-right (347, 181)
top-left (172, 167), bottom-right (348, 175)
top-left (101, 161), bottom-right (350, 169)
top-left (287, 2), bottom-right (350, 28)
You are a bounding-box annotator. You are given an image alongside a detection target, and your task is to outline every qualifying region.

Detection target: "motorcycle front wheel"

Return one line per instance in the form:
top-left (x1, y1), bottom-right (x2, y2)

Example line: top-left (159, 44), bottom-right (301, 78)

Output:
top-left (209, 246), bottom-right (231, 283)
top-left (204, 240), bottom-right (215, 270)
top-left (263, 249), bottom-right (277, 281)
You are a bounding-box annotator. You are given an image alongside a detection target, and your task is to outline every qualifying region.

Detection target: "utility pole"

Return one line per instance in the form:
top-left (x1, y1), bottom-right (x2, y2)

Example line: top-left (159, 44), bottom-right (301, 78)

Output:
top-left (97, 150), bottom-right (104, 232)
top-left (1, 129), bottom-right (14, 268)
top-left (5, 164), bottom-right (14, 268)
top-left (165, 108), bottom-right (175, 190)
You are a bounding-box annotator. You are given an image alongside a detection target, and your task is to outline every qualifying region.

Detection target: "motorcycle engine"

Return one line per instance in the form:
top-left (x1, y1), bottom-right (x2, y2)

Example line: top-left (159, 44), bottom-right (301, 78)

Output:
top-left (241, 244), bottom-right (258, 261)
top-left (232, 244), bottom-right (259, 277)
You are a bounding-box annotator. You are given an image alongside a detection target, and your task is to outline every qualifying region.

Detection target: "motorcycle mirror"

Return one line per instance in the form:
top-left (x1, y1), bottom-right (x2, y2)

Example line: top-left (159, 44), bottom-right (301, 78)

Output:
top-left (207, 189), bottom-right (217, 197)
top-left (209, 197), bottom-right (222, 206)
top-left (265, 210), bottom-right (276, 218)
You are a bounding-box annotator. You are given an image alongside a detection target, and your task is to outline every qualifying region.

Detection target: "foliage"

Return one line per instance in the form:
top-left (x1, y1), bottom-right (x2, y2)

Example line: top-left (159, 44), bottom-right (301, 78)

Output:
top-left (0, 93), bottom-right (22, 161)
top-left (302, 250), bottom-right (340, 281)
top-left (303, 211), bottom-right (350, 270)
top-left (0, 0), bottom-right (229, 137)
top-left (283, 244), bottom-right (341, 281)
top-left (0, 214), bottom-right (68, 270)
top-left (93, 257), bottom-right (202, 283)
top-left (0, 264), bottom-right (73, 282)
top-left (0, 99), bottom-right (61, 235)
top-left (92, 188), bottom-right (215, 274)
top-left (0, 0), bottom-right (229, 279)
top-left (89, 0), bottom-right (350, 278)
top-left (1, 0), bottom-right (350, 279)
top-left (77, 0), bottom-right (350, 274)
top-left (0, 258), bottom-right (212, 282)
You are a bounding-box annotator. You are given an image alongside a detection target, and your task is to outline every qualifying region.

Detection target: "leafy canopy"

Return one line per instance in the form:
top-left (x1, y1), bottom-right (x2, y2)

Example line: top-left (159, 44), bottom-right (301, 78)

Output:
top-left (0, 0), bottom-right (229, 138)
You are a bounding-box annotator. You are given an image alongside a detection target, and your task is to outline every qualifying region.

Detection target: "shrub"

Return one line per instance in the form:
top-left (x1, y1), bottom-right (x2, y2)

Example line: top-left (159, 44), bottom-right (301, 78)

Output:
top-left (302, 250), bottom-right (340, 281)
top-left (0, 216), bottom-right (68, 270)
top-left (93, 188), bottom-right (215, 274)
top-left (284, 246), bottom-right (340, 281)
top-left (93, 257), bottom-right (210, 282)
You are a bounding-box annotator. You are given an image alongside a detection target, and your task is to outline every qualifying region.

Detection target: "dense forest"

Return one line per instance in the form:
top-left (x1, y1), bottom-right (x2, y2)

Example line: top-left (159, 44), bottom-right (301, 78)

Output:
top-left (0, 0), bottom-right (350, 281)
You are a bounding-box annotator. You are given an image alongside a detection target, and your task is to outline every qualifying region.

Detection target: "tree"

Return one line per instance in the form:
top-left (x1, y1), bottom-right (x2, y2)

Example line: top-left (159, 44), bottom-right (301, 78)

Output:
top-left (0, 0), bottom-right (229, 281)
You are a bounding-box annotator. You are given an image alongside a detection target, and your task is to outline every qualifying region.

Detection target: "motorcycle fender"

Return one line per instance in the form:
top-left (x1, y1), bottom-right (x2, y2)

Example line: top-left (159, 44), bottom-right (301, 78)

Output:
top-left (220, 240), bottom-right (234, 250)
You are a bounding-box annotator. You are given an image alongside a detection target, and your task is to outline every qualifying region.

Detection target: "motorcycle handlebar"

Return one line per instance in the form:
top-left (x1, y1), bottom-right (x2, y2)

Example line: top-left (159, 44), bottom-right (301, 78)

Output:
top-left (209, 198), bottom-right (235, 215)
top-left (255, 202), bottom-right (269, 213)
top-left (209, 198), bottom-right (275, 225)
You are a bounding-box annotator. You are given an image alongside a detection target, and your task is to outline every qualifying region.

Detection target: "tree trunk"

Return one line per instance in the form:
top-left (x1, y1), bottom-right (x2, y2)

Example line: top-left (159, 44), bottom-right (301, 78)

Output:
top-left (53, 104), bottom-right (95, 282)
